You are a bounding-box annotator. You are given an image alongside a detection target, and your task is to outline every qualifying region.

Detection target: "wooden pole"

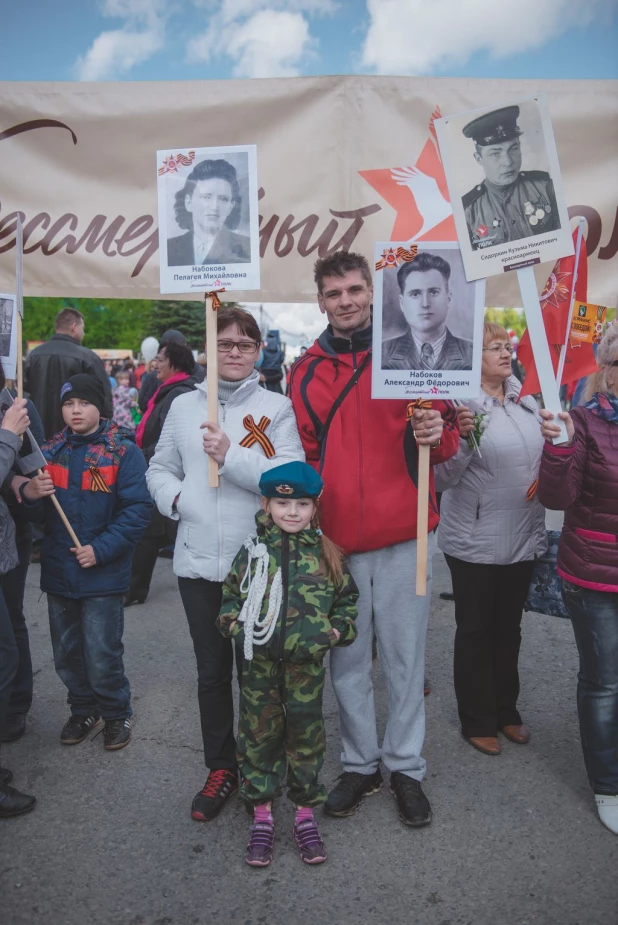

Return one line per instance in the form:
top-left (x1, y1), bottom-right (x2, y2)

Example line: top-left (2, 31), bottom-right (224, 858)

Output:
top-left (15, 215), bottom-right (82, 548)
top-left (205, 294), bottom-right (219, 488)
top-left (415, 442), bottom-right (430, 596)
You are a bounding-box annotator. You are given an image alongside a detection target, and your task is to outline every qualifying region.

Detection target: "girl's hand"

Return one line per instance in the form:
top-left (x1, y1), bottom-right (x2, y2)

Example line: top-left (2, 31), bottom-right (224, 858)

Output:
top-left (10, 475), bottom-right (29, 503)
top-left (1, 399), bottom-right (30, 437)
top-left (200, 421), bottom-right (231, 465)
top-left (455, 405), bottom-right (475, 438)
top-left (539, 408), bottom-right (575, 445)
top-left (332, 627), bottom-right (341, 641)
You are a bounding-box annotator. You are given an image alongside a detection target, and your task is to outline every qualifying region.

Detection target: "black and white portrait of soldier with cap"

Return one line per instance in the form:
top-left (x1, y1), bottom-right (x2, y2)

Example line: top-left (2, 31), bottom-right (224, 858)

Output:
top-left (460, 105), bottom-right (560, 251)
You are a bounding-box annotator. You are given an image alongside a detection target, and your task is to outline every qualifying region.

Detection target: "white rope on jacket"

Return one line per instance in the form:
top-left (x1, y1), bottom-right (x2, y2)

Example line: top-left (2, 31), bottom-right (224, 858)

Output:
top-left (238, 535), bottom-right (282, 660)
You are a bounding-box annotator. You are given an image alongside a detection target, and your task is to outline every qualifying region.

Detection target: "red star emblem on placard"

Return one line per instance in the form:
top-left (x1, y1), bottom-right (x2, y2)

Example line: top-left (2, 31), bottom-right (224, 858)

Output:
top-left (430, 386), bottom-right (440, 394)
top-left (359, 107), bottom-right (456, 242)
top-left (476, 225), bottom-right (488, 237)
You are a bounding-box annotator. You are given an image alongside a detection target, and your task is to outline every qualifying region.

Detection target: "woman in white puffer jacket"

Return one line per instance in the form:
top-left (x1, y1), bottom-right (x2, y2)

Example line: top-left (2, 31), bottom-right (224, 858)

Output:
top-left (435, 322), bottom-right (546, 758)
top-left (147, 307), bottom-right (304, 822)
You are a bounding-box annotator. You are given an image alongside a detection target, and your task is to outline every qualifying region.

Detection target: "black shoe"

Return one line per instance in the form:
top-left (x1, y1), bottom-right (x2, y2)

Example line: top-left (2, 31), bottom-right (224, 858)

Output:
top-left (103, 718), bottom-right (132, 751)
top-left (439, 591), bottom-right (455, 601)
top-left (123, 596), bottom-right (145, 607)
top-left (0, 768), bottom-right (13, 786)
top-left (60, 713), bottom-right (101, 745)
top-left (191, 769), bottom-right (238, 821)
top-left (0, 783), bottom-right (36, 818)
top-left (389, 772), bottom-right (432, 827)
top-left (324, 769), bottom-right (383, 817)
top-left (2, 713), bottom-right (26, 742)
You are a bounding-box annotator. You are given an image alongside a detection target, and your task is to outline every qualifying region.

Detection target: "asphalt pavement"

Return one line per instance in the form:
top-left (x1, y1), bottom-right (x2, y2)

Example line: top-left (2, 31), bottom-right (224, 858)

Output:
top-left (2, 549), bottom-right (616, 925)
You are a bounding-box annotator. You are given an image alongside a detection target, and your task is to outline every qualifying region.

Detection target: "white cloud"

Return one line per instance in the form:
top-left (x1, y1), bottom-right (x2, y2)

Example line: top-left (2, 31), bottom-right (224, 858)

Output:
top-left (362, 0), bottom-right (613, 74)
top-left (74, 0), bottom-right (166, 80)
top-left (188, 1), bottom-right (332, 78)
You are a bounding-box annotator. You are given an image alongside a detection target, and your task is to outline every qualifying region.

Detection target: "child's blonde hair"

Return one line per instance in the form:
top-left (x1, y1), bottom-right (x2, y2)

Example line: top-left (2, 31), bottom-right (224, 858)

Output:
top-left (312, 500), bottom-right (345, 587)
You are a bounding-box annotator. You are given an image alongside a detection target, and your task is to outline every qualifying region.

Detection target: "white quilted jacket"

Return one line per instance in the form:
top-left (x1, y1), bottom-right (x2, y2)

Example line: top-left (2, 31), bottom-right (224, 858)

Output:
top-left (435, 377), bottom-right (547, 565)
top-left (146, 374), bottom-right (305, 581)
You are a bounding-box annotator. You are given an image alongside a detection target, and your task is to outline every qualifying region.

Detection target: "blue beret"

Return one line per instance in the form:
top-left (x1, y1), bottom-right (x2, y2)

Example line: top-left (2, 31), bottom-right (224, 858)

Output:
top-left (259, 461), bottom-right (324, 499)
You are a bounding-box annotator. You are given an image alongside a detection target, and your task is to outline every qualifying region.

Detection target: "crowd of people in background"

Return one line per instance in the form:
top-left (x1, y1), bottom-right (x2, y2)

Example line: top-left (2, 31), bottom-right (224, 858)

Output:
top-left (0, 254), bottom-right (616, 868)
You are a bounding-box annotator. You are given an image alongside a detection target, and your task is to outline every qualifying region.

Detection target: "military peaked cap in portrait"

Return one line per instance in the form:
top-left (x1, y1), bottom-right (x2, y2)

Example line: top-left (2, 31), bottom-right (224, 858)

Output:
top-left (463, 106), bottom-right (522, 146)
top-left (259, 461), bottom-right (324, 499)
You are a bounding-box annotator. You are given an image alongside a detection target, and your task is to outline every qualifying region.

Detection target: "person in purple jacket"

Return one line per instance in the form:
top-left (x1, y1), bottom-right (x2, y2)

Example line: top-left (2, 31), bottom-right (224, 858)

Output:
top-left (538, 323), bottom-right (618, 836)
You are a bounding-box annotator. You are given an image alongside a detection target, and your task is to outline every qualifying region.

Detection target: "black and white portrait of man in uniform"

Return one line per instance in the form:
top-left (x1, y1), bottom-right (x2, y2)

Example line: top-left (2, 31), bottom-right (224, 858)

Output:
top-left (382, 252), bottom-right (473, 371)
top-left (461, 105), bottom-right (561, 251)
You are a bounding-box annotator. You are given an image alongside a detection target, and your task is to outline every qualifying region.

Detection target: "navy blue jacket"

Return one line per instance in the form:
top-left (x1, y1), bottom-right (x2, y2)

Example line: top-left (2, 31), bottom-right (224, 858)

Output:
top-left (24, 421), bottom-right (152, 598)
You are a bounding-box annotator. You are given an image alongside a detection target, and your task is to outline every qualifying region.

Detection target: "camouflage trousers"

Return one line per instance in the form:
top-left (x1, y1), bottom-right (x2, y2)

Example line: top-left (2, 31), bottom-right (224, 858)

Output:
top-left (237, 657), bottom-right (327, 807)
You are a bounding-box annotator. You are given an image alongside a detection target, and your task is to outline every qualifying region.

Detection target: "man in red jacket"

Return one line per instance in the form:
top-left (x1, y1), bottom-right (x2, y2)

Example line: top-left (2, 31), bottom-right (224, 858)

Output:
top-left (289, 251), bottom-right (459, 828)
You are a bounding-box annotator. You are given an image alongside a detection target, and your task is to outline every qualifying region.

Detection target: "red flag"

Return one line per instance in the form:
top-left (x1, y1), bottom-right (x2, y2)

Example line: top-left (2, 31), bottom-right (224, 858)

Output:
top-left (518, 230), bottom-right (597, 397)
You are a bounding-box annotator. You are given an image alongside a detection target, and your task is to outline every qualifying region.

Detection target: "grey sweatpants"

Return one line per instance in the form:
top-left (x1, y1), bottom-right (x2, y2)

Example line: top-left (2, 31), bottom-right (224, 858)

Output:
top-left (330, 534), bottom-right (433, 781)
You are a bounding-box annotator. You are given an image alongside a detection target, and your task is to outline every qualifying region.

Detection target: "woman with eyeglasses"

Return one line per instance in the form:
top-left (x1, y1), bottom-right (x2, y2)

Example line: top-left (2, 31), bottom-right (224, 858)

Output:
top-left (146, 307), bottom-right (304, 822)
top-left (435, 322), bottom-right (546, 756)
top-left (537, 323), bottom-right (618, 835)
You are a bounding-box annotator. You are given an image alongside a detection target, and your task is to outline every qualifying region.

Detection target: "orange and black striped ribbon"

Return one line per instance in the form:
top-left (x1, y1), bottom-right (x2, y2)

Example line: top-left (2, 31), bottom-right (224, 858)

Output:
top-left (526, 478), bottom-right (538, 501)
top-left (89, 467), bottom-right (112, 493)
top-left (406, 399), bottom-right (433, 421)
top-left (239, 415), bottom-right (275, 458)
top-left (206, 289), bottom-right (226, 310)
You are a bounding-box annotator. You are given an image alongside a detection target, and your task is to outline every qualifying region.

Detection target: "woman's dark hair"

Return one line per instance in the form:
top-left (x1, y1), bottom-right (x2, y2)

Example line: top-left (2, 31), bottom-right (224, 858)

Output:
top-left (215, 307), bottom-right (262, 344)
top-left (174, 158), bottom-right (242, 232)
top-left (160, 341), bottom-right (195, 375)
top-left (0, 358), bottom-right (5, 391)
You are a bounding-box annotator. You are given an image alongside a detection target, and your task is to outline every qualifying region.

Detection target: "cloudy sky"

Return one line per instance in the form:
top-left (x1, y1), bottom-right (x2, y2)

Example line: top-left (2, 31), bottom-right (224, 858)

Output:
top-left (2, 0), bottom-right (616, 342)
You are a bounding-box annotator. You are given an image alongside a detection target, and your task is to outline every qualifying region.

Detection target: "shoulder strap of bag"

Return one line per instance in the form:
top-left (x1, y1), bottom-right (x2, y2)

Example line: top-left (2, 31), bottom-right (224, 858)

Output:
top-left (317, 351), bottom-right (371, 472)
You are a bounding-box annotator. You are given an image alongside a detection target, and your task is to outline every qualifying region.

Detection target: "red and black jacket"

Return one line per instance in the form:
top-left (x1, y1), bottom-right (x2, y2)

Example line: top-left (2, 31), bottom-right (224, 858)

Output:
top-left (288, 326), bottom-right (459, 554)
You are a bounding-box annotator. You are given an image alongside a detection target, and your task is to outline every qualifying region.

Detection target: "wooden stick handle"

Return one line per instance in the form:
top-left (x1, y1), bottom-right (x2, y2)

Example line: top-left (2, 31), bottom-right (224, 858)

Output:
top-left (205, 295), bottom-right (219, 488)
top-left (37, 469), bottom-right (82, 548)
top-left (415, 443), bottom-right (430, 596)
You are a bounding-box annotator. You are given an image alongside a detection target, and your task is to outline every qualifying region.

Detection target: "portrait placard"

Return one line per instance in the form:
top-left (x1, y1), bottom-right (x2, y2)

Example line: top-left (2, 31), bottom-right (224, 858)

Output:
top-left (372, 242), bottom-right (484, 400)
top-left (156, 144), bottom-right (260, 294)
top-left (434, 95), bottom-right (573, 281)
top-left (0, 293), bottom-right (17, 381)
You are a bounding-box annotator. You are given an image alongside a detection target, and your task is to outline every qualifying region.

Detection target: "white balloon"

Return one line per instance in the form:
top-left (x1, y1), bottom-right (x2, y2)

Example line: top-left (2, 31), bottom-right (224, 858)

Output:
top-left (141, 336), bottom-right (159, 362)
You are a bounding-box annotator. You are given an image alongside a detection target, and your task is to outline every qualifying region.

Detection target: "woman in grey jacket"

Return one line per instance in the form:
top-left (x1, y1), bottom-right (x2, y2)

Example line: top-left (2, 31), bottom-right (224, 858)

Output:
top-left (0, 395), bottom-right (36, 817)
top-left (435, 323), bottom-right (546, 756)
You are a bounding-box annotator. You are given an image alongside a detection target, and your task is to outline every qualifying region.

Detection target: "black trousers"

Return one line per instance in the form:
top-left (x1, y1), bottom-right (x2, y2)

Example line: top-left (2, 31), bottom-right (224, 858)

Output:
top-left (445, 555), bottom-right (534, 738)
top-left (178, 576), bottom-right (242, 772)
top-left (128, 510), bottom-right (178, 602)
top-left (0, 586), bottom-right (19, 757)
top-left (0, 525), bottom-right (34, 714)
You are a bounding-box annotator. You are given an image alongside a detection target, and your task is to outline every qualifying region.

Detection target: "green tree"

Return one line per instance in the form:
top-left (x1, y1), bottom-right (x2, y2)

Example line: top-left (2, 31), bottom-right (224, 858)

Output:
top-left (484, 307), bottom-right (526, 338)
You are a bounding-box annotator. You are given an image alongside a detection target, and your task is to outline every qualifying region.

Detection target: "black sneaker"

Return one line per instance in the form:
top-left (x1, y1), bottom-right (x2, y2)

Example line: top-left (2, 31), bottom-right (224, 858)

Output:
top-left (191, 769), bottom-right (238, 822)
top-left (2, 713), bottom-right (26, 742)
top-left (389, 772), bottom-right (432, 827)
top-left (0, 783), bottom-right (36, 818)
top-left (0, 768), bottom-right (13, 786)
top-left (60, 713), bottom-right (101, 745)
top-left (103, 718), bottom-right (132, 751)
top-left (324, 769), bottom-right (383, 817)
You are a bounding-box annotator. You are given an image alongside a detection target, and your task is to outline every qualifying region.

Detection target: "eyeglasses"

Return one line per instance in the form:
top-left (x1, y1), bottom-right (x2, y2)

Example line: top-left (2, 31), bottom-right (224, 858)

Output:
top-left (483, 343), bottom-right (514, 355)
top-left (217, 340), bottom-right (259, 354)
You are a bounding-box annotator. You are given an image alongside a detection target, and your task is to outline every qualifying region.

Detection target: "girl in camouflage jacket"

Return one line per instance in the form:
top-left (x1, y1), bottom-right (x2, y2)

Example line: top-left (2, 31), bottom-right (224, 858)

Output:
top-left (217, 461), bottom-right (358, 868)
